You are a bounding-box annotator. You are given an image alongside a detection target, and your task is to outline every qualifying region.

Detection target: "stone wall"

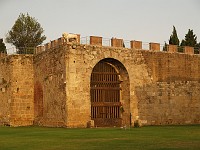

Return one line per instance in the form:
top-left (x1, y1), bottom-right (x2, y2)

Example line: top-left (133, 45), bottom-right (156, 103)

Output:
top-left (136, 81), bottom-right (200, 125)
top-left (33, 43), bottom-right (200, 127)
top-left (0, 55), bottom-right (34, 126)
top-left (63, 44), bottom-right (151, 127)
top-left (136, 51), bottom-right (200, 125)
top-left (64, 45), bottom-right (200, 127)
top-left (33, 45), bottom-right (67, 127)
top-left (1, 40), bottom-right (200, 127)
top-left (0, 55), bottom-right (11, 125)
top-left (141, 51), bottom-right (200, 82)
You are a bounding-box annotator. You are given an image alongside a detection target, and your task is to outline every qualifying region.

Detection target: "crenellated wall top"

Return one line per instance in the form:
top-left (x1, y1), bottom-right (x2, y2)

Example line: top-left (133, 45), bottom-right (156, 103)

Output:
top-left (35, 34), bottom-right (200, 55)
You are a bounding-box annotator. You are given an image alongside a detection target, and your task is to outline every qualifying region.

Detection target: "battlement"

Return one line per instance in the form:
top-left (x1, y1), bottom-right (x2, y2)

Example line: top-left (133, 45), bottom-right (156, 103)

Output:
top-left (35, 34), bottom-right (200, 55)
top-left (0, 52), bottom-right (7, 58)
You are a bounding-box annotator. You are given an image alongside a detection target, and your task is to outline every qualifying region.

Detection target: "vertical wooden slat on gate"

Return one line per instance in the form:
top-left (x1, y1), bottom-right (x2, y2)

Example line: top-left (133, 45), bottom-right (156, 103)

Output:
top-left (91, 61), bottom-right (121, 127)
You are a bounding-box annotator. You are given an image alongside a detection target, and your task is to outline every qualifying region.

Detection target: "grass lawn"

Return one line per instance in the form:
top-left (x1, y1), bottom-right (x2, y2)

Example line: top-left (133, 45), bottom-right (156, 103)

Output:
top-left (0, 125), bottom-right (200, 150)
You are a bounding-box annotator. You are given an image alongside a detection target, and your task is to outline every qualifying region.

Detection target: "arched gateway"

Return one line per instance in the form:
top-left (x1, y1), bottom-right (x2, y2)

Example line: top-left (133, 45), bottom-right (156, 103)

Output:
top-left (90, 58), bottom-right (130, 127)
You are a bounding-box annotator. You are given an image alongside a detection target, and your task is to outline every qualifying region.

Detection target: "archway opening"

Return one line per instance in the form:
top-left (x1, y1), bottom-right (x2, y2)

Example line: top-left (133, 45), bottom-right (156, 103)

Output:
top-left (90, 58), bottom-right (130, 127)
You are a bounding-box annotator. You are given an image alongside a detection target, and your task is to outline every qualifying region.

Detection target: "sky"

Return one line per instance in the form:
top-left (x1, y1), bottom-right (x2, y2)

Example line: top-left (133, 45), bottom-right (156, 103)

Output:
top-left (0, 0), bottom-right (200, 49)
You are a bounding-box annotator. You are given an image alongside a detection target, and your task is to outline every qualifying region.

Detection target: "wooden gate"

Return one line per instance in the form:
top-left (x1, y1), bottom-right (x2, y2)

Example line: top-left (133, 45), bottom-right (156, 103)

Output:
top-left (91, 61), bottom-right (122, 127)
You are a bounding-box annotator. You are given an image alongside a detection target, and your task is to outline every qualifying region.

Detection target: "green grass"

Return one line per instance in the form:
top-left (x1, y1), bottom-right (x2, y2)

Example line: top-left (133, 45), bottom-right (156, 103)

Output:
top-left (0, 125), bottom-right (200, 150)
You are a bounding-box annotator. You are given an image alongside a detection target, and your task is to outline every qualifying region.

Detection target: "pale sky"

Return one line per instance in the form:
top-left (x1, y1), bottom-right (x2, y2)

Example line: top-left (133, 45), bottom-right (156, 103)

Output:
top-left (0, 0), bottom-right (200, 49)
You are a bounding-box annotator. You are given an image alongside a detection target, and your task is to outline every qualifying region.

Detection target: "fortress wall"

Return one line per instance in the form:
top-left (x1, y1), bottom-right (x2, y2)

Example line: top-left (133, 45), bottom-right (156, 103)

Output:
top-left (0, 55), bottom-right (34, 126)
top-left (1, 39), bottom-right (199, 127)
top-left (0, 56), bottom-right (12, 125)
top-left (136, 81), bottom-right (200, 125)
top-left (141, 51), bottom-right (200, 82)
top-left (64, 44), bottom-right (152, 127)
top-left (65, 44), bottom-right (92, 127)
top-left (33, 46), bottom-right (67, 127)
top-left (63, 43), bottom-right (200, 127)
top-left (66, 41), bottom-right (200, 126)
top-left (136, 51), bottom-right (200, 125)
top-left (10, 55), bottom-right (34, 126)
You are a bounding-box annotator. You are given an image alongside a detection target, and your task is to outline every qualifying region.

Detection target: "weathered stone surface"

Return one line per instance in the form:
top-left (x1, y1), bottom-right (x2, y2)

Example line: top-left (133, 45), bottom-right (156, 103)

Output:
top-left (33, 46), bottom-right (67, 127)
top-left (90, 36), bottom-right (102, 46)
top-left (1, 41), bottom-right (200, 127)
top-left (136, 81), bottom-right (200, 125)
top-left (184, 46), bottom-right (194, 55)
top-left (0, 55), bottom-right (34, 126)
top-left (111, 38), bottom-right (124, 47)
top-left (130, 40), bottom-right (142, 49)
top-left (167, 45), bottom-right (178, 53)
top-left (149, 42), bottom-right (160, 51)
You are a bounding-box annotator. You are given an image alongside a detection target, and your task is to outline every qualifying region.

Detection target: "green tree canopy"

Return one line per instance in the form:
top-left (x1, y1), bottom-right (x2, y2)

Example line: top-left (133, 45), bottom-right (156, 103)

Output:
top-left (169, 26), bottom-right (180, 45)
top-left (194, 42), bottom-right (200, 54)
top-left (0, 38), bottom-right (7, 54)
top-left (6, 13), bottom-right (46, 54)
top-left (196, 42), bottom-right (200, 48)
top-left (163, 41), bottom-right (167, 51)
top-left (180, 29), bottom-right (197, 47)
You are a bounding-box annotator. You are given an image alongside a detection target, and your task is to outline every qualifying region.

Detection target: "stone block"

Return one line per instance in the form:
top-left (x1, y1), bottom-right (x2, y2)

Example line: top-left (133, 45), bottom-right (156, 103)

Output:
top-left (58, 37), bottom-right (64, 46)
top-left (167, 45), bottom-right (178, 53)
top-left (87, 120), bottom-right (94, 128)
top-left (90, 36), bottom-right (102, 46)
top-left (111, 38), bottom-right (124, 47)
top-left (76, 34), bottom-right (81, 44)
top-left (45, 43), bottom-right (51, 50)
top-left (35, 46), bottom-right (44, 54)
top-left (149, 42), bottom-right (160, 51)
top-left (51, 40), bottom-right (58, 48)
top-left (184, 46), bottom-right (194, 55)
top-left (130, 40), bottom-right (142, 49)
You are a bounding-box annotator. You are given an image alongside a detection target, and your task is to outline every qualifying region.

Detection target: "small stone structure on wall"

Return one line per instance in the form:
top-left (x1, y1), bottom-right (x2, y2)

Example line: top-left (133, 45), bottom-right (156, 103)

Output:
top-left (0, 33), bottom-right (200, 127)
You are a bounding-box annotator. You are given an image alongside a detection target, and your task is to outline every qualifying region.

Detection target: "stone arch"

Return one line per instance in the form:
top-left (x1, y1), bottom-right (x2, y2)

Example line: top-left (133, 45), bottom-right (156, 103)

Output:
top-left (34, 81), bottom-right (44, 121)
top-left (90, 58), bottom-right (130, 127)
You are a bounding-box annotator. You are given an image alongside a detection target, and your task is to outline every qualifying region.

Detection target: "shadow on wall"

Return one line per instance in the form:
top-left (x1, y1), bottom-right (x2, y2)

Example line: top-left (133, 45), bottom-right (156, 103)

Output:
top-left (34, 81), bottom-right (43, 124)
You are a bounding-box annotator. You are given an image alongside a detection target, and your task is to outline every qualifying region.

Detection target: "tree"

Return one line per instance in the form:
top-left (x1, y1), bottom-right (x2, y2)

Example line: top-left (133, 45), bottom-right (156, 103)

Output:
top-left (163, 41), bottom-right (167, 51)
top-left (194, 42), bottom-right (200, 54)
top-left (6, 13), bottom-right (46, 54)
top-left (169, 26), bottom-right (180, 45)
top-left (0, 38), bottom-right (7, 54)
top-left (180, 29), bottom-right (197, 47)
